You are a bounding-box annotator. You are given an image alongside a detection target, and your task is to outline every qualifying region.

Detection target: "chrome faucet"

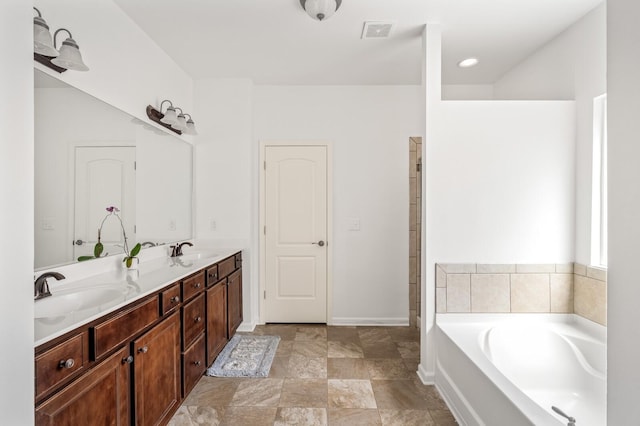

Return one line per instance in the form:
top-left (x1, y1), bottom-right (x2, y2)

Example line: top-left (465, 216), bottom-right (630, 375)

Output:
top-left (170, 241), bottom-right (193, 257)
top-left (140, 241), bottom-right (157, 248)
top-left (34, 272), bottom-right (65, 300)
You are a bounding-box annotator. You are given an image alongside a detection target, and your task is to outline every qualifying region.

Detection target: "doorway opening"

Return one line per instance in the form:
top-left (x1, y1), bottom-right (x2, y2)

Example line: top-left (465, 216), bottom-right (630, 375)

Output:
top-left (409, 137), bottom-right (422, 328)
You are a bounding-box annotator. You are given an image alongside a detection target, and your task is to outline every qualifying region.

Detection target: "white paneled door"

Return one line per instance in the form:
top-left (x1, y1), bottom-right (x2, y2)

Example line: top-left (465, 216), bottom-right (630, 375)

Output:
top-left (74, 146), bottom-right (136, 260)
top-left (265, 145), bottom-right (328, 323)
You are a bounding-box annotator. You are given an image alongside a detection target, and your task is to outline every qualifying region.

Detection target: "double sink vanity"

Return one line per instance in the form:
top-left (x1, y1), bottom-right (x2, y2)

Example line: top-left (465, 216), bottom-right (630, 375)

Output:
top-left (34, 247), bottom-right (243, 425)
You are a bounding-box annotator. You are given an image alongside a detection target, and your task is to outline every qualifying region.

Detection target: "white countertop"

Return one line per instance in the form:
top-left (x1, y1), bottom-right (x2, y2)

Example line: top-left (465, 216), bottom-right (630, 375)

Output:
top-left (34, 247), bottom-right (240, 347)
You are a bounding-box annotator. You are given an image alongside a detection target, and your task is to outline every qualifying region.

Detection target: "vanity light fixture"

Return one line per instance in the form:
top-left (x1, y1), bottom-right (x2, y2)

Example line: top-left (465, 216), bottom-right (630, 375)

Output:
top-left (33, 7), bottom-right (89, 73)
top-left (457, 57), bottom-right (479, 68)
top-left (146, 100), bottom-right (198, 136)
top-left (300, 0), bottom-right (342, 21)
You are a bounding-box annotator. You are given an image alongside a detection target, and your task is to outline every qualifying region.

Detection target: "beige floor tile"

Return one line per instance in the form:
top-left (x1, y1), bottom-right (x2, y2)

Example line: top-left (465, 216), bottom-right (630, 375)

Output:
top-left (366, 359), bottom-right (412, 379)
top-left (379, 409), bottom-right (435, 426)
top-left (168, 406), bottom-right (224, 426)
top-left (295, 326), bottom-right (327, 341)
top-left (275, 340), bottom-right (295, 357)
top-left (293, 340), bottom-right (329, 357)
top-left (357, 328), bottom-right (392, 345)
top-left (255, 324), bottom-right (298, 340)
top-left (327, 408), bottom-right (382, 426)
top-left (429, 409), bottom-right (458, 425)
top-left (229, 378), bottom-right (283, 407)
top-left (362, 343), bottom-right (401, 358)
top-left (279, 379), bottom-right (328, 408)
top-left (371, 379), bottom-right (429, 410)
top-left (268, 357), bottom-right (291, 378)
top-left (411, 381), bottom-right (450, 411)
top-left (403, 358), bottom-right (420, 374)
top-left (287, 354), bottom-right (327, 379)
top-left (327, 358), bottom-right (370, 379)
top-left (182, 377), bottom-right (240, 407)
top-left (275, 407), bottom-right (328, 426)
top-left (328, 379), bottom-right (377, 409)
top-left (327, 326), bottom-right (360, 343)
top-left (328, 341), bottom-right (364, 358)
top-left (387, 327), bottom-right (420, 342)
top-left (220, 407), bottom-right (277, 426)
top-left (396, 341), bottom-right (420, 358)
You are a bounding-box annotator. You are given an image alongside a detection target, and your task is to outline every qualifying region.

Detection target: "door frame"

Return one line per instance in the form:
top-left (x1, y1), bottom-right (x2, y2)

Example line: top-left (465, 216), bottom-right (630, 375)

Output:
top-left (259, 140), bottom-right (333, 325)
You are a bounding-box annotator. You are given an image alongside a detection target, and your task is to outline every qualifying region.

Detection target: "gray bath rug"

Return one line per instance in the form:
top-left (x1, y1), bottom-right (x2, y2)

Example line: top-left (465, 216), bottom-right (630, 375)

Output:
top-left (206, 335), bottom-right (280, 377)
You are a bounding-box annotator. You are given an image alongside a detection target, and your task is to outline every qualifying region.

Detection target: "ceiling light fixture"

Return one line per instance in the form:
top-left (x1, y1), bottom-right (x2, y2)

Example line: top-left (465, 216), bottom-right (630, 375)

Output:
top-left (146, 100), bottom-right (198, 136)
top-left (300, 0), bottom-right (342, 22)
top-left (33, 7), bottom-right (89, 73)
top-left (457, 57), bottom-right (479, 68)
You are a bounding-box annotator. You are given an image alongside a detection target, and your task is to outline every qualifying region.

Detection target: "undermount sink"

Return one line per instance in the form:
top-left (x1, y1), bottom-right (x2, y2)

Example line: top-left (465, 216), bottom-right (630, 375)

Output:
top-left (35, 285), bottom-right (131, 319)
top-left (178, 250), bottom-right (219, 262)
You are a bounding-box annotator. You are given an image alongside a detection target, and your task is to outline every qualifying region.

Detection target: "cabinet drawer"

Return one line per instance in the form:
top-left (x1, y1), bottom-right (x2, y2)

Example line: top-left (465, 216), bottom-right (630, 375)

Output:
top-left (217, 256), bottom-right (236, 279)
top-left (182, 293), bottom-right (205, 349)
top-left (182, 271), bottom-right (205, 302)
top-left (206, 265), bottom-right (219, 286)
top-left (35, 332), bottom-right (88, 400)
top-left (161, 283), bottom-right (181, 315)
top-left (182, 333), bottom-right (206, 397)
top-left (91, 297), bottom-right (159, 360)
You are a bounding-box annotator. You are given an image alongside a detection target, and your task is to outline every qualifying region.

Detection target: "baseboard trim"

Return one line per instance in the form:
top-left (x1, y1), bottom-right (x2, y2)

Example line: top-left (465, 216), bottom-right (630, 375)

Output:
top-left (236, 321), bottom-right (256, 332)
top-left (435, 360), bottom-right (481, 426)
top-left (331, 317), bottom-right (409, 326)
top-left (417, 363), bottom-right (435, 385)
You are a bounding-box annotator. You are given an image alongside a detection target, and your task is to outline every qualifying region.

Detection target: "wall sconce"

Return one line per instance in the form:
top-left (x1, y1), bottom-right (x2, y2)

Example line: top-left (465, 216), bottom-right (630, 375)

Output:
top-left (300, 0), bottom-right (342, 21)
top-left (146, 100), bottom-right (198, 136)
top-left (33, 7), bottom-right (89, 73)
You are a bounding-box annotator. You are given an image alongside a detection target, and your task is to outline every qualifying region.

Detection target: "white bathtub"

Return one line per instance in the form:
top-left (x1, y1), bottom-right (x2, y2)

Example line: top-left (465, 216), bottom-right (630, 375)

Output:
top-left (435, 314), bottom-right (606, 426)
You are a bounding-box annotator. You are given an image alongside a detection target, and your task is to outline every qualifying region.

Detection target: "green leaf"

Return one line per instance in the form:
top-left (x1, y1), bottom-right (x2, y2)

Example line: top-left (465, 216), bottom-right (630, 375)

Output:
top-left (94, 242), bottom-right (104, 258)
top-left (125, 257), bottom-right (133, 268)
top-left (77, 255), bottom-right (95, 262)
top-left (130, 243), bottom-right (142, 257)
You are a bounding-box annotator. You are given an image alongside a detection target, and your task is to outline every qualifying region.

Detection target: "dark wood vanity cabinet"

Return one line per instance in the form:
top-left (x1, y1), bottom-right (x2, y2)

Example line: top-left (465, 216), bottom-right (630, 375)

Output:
top-left (133, 312), bottom-right (181, 426)
top-left (36, 346), bottom-right (130, 425)
top-left (35, 251), bottom-right (243, 426)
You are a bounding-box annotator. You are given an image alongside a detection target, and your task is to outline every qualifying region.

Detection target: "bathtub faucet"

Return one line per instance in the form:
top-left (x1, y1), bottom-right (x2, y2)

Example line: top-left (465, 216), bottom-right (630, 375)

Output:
top-left (552, 406), bottom-right (576, 426)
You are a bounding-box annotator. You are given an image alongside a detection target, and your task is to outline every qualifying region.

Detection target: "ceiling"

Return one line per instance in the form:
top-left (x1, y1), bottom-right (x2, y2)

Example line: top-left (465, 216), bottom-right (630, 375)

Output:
top-left (114, 0), bottom-right (603, 86)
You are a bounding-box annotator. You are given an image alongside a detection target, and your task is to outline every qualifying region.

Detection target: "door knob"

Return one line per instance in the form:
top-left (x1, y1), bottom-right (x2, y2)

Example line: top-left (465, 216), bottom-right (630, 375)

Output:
top-left (74, 239), bottom-right (85, 246)
top-left (312, 240), bottom-right (325, 247)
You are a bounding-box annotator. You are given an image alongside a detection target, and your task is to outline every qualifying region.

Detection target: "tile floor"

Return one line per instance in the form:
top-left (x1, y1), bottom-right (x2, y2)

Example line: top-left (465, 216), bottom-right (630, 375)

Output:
top-left (169, 324), bottom-right (457, 425)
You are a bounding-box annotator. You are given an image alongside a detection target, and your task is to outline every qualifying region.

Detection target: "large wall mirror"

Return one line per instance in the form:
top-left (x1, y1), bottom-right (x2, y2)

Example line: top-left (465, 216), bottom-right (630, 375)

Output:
top-left (35, 69), bottom-right (193, 270)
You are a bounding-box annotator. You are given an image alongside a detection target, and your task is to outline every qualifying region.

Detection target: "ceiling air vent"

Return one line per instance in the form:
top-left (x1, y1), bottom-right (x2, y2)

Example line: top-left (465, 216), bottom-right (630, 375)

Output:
top-left (361, 21), bottom-right (395, 39)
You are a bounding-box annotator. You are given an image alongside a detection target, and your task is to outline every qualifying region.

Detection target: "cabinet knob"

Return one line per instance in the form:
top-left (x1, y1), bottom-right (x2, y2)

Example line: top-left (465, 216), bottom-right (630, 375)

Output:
top-left (194, 282), bottom-right (201, 288)
top-left (122, 356), bottom-right (134, 364)
top-left (58, 358), bottom-right (75, 369)
top-left (194, 360), bottom-right (201, 366)
top-left (194, 316), bottom-right (202, 323)
top-left (138, 346), bottom-right (149, 354)
top-left (209, 273), bottom-right (217, 280)
top-left (170, 296), bottom-right (180, 303)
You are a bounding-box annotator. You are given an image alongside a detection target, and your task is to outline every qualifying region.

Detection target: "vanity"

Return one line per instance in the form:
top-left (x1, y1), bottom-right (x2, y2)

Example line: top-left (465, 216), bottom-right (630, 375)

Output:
top-left (34, 249), bottom-right (243, 425)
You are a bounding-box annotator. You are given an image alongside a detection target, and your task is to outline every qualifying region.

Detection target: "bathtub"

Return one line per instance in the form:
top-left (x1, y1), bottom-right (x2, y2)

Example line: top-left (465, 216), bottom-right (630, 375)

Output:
top-left (435, 314), bottom-right (606, 426)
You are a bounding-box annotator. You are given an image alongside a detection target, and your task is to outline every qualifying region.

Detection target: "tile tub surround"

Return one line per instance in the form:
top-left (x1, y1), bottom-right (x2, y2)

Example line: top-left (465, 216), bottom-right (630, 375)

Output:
top-left (169, 324), bottom-right (457, 426)
top-left (435, 263), bottom-right (607, 326)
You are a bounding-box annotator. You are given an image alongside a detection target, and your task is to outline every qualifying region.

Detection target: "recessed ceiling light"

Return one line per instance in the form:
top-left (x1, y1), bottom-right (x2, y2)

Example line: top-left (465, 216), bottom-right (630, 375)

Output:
top-left (457, 57), bottom-right (479, 68)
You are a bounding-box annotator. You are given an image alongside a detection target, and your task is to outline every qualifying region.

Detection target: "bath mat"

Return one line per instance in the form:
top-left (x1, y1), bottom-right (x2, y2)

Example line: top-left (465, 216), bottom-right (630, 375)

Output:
top-left (206, 335), bottom-right (280, 378)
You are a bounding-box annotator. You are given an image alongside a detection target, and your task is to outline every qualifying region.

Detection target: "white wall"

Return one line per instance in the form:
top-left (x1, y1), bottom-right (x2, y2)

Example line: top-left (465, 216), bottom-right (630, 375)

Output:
top-left (494, 4), bottom-right (606, 264)
top-left (33, 0), bottom-right (193, 130)
top-left (193, 78), bottom-right (255, 326)
top-left (254, 85), bottom-right (424, 323)
top-left (607, 0), bottom-right (640, 422)
top-left (0, 1), bottom-right (34, 423)
top-left (442, 84), bottom-right (493, 100)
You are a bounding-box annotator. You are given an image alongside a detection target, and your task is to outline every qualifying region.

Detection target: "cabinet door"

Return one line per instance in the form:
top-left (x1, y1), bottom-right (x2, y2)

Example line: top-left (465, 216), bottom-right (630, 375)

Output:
top-left (206, 282), bottom-right (228, 365)
top-left (133, 313), bottom-right (181, 426)
top-left (36, 347), bottom-right (130, 426)
top-left (227, 269), bottom-right (243, 337)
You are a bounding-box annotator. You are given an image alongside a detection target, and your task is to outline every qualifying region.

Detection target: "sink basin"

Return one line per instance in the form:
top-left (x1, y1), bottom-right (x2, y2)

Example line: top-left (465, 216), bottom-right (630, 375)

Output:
top-left (178, 250), bottom-right (219, 262)
top-left (35, 285), bottom-right (131, 319)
